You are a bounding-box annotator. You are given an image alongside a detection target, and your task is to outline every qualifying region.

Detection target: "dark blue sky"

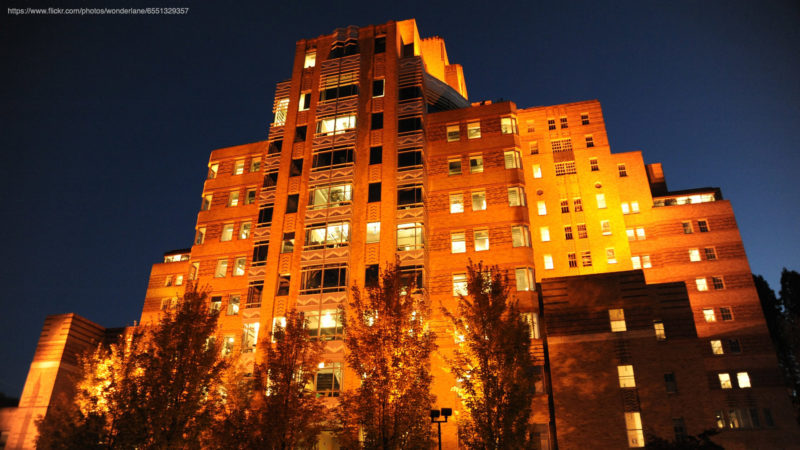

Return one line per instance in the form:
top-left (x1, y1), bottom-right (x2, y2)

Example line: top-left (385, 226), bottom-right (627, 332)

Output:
top-left (1, 0), bottom-right (798, 397)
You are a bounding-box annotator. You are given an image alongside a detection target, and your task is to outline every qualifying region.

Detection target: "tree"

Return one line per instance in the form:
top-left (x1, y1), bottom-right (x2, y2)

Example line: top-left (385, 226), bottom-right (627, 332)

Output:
top-left (442, 262), bottom-right (537, 449)
top-left (645, 429), bottom-right (723, 449)
top-left (337, 261), bottom-right (436, 449)
top-left (37, 284), bottom-right (228, 448)
top-left (210, 309), bottom-right (326, 449)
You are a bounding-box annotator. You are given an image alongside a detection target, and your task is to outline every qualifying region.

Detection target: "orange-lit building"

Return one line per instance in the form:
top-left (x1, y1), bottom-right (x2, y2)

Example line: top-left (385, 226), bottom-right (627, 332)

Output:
top-left (5, 18), bottom-right (798, 449)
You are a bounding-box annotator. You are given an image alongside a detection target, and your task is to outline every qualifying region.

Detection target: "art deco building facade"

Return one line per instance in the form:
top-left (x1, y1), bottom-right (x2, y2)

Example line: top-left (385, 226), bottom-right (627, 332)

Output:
top-left (4, 18), bottom-right (797, 449)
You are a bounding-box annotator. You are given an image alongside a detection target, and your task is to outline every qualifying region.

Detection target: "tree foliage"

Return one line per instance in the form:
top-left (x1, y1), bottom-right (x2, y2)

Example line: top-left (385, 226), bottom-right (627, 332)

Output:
top-left (337, 261), bottom-right (436, 449)
top-left (209, 309), bottom-right (326, 449)
top-left (37, 284), bottom-right (228, 449)
top-left (442, 262), bottom-right (537, 449)
top-left (646, 429), bottom-right (724, 449)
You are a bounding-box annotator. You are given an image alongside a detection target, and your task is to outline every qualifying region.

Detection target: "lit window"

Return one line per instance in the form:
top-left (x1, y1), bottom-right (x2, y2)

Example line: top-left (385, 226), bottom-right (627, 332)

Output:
top-left (621, 202), bottom-right (630, 214)
top-left (560, 199), bottom-right (569, 213)
top-left (306, 309), bottom-right (344, 341)
top-left (551, 138), bottom-right (573, 152)
top-left (447, 124), bottom-right (460, 142)
top-left (601, 220), bottom-right (611, 235)
top-left (504, 150), bottom-right (521, 169)
top-left (703, 308), bottom-right (716, 322)
top-left (618, 365), bottom-right (636, 387)
top-left (698, 220), bottom-right (709, 232)
top-left (175, 275), bottom-right (183, 286)
top-left (654, 321), bottom-right (666, 340)
top-left (590, 158), bottom-right (599, 171)
top-left (720, 307), bottom-right (733, 321)
top-left (631, 256), bottom-right (641, 269)
top-left (315, 362), bottom-right (343, 397)
top-left (305, 222), bottom-right (351, 249)
top-left (453, 273), bottom-right (468, 296)
top-left (221, 224), bottom-right (234, 242)
top-left (195, 227), bottom-right (206, 245)
top-left (208, 163), bottom-right (219, 179)
top-left (472, 190), bottom-right (487, 211)
top-left (450, 193), bottom-right (464, 213)
top-left (596, 193), bottom-right (607, 209)
top-left (396, 222), bottom-right (423, 251)
top-left (586, 135), bottom-right (595, 148)
top-left (525, 120), bottom-right (534, 133)
top-left (547, 118), bottom-right (556, 130)
top-left (469, 154), bottom-right (484, 173)
top-left (222, 335), bottom-right (235, 355)
top-left (451, 232), bottom-right (466, 254)
top-left (606, 248), bottom-right (617, 264)
top-left (508, 187), bottom-right (525, 206)
top-left (564, 226), bottom-right (573, 240)
top-left (567, 253), bottom-right (577, 268)
top-left (366, 222), bottom-right (380, 244)
top-left (705, 248), bottom-right (717, 261)
top-left (719, 373), bottom-right (732, 389)
top-left (234, 160), bottom-right (245, 175)
top-left (559, 116), bottom-right (568, 129)
top-left (618, 164), bottom-right (628, 177)
top-left (227, 295), bottom-right (240, 316)
top-left (189, 262), bottom-right (199, 281)
top-left (539, 227), bottom-right (550, 242)
top-left (573, 198), bottom-right (583, 212)
top-left (711, 340), bottom-right (723, 355)
top-left (609, 309), bottom-right (626, 332)
top-left (511, 225), bottom-right (531, 247)
top-left (467, 121), bottom-right (481, 139)
top-left (515, 267), bottom-right (534, 291)
top-left (682, 221), bottom-right (693, 234)
top-left (537, 201), bottom-right (547, 215)
top-left (474, 229), bottom-right (490, 251)
top-left (581, 251), bottom-right (592, 267)
top-left (631, 201), bottom-right (639, 213)
top-left (581, 113), bottom-right (590, 125)
top-left (712, 276), bottom-right (725, 290)
top-left (316, 114), bottom-right (357, 136)
top-left (737, 372), bottom-right (751, 388)
top-left (448, 157), bottom-right (462, 175)
top-left (372, 79), bottom-right (384, 97)
top-left (627, 228), bottom-right (635, 241)
top-left (215, 259), bottom-right (228, 278)
top-left (641, 255), bottom-right (651, 268)
top-left (233, 257), bottom-right (246, 276)
top-left (274, 98), bottom-right (289, 126)
top-left (636, 227), bottom-right (646, 240)
top-left (298, 92), bottom-right (311, 111)
top-left (276, 275), bottom-right (290, 296)
top-left (696, 278), bottom-right (709, 291)
top-left (501, 117), bottom-right (517, 134)
top-left (577, 224), bottom-right (588, 239)
top-left (240, 222), bottom-right (252, 239)
top-left (307, 184), bottom-right (353, 210)
top-left (280, 233), bottom-right (294, 253)
top-left (533, 164), bottom-right (542, 178)
top-left (555, 161), bottom-right (576, 175)
top-left (165, 275), bottom-right (173, 287)
top-left (520, 312), bottom-right (540, 339)
top-left (201, 194), bottom-right (212, 211)
top-left (689, 248), bottom-right (701, 262)
top-left (529, 141), bottom-right (539, 154)
top-left (304, 51), bottom-right (316, 68)
top-left (250, 157), bottom-right (261, 173)
top-left (543, 254), bottom-right (554, 270)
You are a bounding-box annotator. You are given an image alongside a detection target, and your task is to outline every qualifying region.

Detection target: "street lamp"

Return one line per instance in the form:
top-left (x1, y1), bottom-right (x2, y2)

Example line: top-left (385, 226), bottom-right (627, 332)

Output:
top-left (430, 407), bottom-right (452, 450)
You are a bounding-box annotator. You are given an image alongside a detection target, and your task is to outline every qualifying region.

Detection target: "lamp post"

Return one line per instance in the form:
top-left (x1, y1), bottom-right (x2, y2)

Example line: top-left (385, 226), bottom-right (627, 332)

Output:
top-left (430, 407), bottom-right (452, 450)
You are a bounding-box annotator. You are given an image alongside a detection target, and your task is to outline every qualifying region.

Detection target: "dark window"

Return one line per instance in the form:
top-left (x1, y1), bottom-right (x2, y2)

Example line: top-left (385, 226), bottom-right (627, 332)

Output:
top-left (281, 232), bottom-right (295, 253)
top-left (763, 409), bottom-right (774, 427)
top-left (371, 113), bottom-right (383, 130)
top-left (246, 281), bottom-right (263, 308)
top-left (276, 275), bottom-right (290, 296)
top-left (286, 194), bottom-right (299, 214)
top-left (268, 140), bottom-right (282, 154)
top-left (398, 117), bottom-right (422, 133)
top-left (402, 42), bottom-right (414, 58)
top-left (372, 79), bottom-right (384, 97)
top-left (368, 183), bottom-right (381, 203)
top-left (369, 146), bottom-right (382, 165)
top-left (400, 265), bottom-right (423, 293)
top-left (398, 86), bottom-right (422, 101)
top-left (299, 92), bottom-right (311, 110)
top-left (246, 189), bottom-right (257, 204)
top-left (301, 264), bottom-right (348, 293)
top-left (252, 243), bottom-right (269, 265)
top-left (397, 185), bottom-right (423, 208)
top-left (664, 373), bottom-right (677, 393)
top-left (295, 126), bottom-right (307, 142)
top-left (290, 159), bottom-right (303, 177)
top-left (365, 264), bottom-right (380, 287)
top-left (264, 171), bottom-right (279, 188)
top-left (727, 339), bottom-right (741, 353)
top-left (374, 36), bottom-right (386, 53)
top-left (672, 418), bottom-right (686, 441)
top-left (749, 409), bottom-right (760, 428)
top-left (397, 149), bottom-right (423, 170)
top-left (319, 84), bottom-right (359, 102)
top-left (343, 39), bottom-right (358, 56)
top-left (312, 146), bottom-right (354, 170)
top-left (257, 206), bottom-right (274, 226)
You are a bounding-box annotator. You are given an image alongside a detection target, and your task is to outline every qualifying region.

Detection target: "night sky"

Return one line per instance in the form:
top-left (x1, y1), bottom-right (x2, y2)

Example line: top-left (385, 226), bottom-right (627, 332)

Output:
top-left (1, 0), bottom-right (798, 398)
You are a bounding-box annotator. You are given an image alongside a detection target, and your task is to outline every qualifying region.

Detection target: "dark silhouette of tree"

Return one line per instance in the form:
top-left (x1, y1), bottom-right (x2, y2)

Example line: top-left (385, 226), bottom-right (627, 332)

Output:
top-left (210, 309), bottom-right (326, 449)
top-left (337, 261), bottom-right (436, 449)
top-left (36, 284), bottom-right (228, 448)
top-left (646, 429), bottom-right (723, 449)
top-left (442, 262), bottom-right (537, 449)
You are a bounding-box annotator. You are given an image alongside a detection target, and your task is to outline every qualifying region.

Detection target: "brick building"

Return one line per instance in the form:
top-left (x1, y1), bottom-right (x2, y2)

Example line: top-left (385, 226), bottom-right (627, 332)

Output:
top-left (5, 18), bottom-right (797, 449)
